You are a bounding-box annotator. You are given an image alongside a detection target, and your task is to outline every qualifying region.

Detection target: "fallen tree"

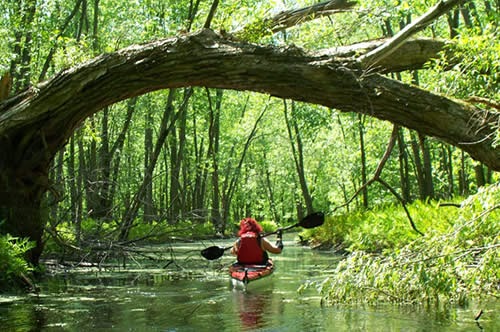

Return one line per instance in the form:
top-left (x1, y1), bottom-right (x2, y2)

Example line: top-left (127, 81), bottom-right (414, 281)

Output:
top-left (0, 0), bottom-right (498, 266)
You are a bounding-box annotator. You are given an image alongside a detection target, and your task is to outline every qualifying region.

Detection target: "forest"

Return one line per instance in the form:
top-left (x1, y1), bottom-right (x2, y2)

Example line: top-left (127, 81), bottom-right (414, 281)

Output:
top-left (0, 0), bottom-right (498, 307)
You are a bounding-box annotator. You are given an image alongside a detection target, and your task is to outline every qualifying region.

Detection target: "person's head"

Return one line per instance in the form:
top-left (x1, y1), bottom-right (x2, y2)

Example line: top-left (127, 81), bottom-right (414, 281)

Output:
top-left (238, 217), bottom-right (263, 236)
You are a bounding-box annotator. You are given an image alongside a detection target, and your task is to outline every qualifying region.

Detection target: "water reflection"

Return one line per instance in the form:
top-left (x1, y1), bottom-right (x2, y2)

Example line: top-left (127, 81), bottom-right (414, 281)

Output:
top-left (233, 291), bottom-right (270, 330)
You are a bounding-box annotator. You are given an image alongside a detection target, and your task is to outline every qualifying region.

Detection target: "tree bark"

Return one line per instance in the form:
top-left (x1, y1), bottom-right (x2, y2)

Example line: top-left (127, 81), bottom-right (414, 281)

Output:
top-left (397, 128), bottom-right (411, 203)
top-left (207, 89), bottom-right (222, 232)
top-left (144, 103), bottom-right (155, 222)
top-left (419, 133), bottom-right (435, 199)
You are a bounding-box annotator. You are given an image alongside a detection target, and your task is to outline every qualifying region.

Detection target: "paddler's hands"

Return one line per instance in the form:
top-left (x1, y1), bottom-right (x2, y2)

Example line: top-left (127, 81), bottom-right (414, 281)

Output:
top-left (276, 229), bottom-right (284, 250)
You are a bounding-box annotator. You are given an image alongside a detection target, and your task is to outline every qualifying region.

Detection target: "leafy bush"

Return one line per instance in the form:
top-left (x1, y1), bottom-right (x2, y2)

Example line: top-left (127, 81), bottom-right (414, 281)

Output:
top-left (302, 184), bottom-right (499, 305)
top-left (0, 233), bottom-right (34, 290)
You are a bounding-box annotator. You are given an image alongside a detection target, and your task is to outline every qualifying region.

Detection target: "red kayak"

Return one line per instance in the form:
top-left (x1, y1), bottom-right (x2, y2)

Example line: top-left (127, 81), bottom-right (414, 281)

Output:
top-left (229, 259), bottom-right (274, 290)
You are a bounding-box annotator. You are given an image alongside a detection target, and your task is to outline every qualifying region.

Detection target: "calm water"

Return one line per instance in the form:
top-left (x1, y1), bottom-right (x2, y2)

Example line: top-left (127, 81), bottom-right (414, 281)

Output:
top-left (1, 236), bottom-right (498, 331)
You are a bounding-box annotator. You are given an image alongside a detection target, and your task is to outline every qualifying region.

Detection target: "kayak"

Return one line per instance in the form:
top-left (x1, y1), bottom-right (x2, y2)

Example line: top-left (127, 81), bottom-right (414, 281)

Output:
top-left (229, 259), bottom-right (274, 290)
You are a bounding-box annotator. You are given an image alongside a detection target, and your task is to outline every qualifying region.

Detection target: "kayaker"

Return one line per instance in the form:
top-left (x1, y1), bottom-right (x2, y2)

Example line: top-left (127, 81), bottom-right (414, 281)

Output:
top-left (230, 217), bottom-right (283, 265)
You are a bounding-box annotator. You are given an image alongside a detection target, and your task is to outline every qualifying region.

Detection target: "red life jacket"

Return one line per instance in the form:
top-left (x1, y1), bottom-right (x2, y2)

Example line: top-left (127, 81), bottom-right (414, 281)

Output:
top-left (237, 232), bottom-right (266, 264)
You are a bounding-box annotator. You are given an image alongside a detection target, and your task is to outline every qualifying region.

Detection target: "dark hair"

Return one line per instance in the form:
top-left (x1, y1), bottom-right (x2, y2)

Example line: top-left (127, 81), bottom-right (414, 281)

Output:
top-left (238, 217), bottom-right (263, 236)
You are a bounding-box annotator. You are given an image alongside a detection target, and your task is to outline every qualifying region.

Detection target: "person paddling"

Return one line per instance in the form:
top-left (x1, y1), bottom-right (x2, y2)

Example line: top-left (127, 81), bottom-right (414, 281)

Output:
top-left (230, 217), bottom-right (283, 265)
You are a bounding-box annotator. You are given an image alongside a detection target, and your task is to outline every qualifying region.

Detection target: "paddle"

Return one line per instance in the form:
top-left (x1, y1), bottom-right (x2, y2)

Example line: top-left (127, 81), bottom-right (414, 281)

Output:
top-left (200, 211), bottom-right (324, 260)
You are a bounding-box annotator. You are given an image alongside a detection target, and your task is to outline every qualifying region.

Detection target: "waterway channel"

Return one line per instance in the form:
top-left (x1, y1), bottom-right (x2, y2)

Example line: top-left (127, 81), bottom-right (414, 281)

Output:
top-left (0, 235), bottom-right (497, 331)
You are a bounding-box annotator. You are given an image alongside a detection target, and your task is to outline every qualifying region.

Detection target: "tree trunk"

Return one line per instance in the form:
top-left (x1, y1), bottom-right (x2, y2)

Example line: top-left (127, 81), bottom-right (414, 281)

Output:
top-left (68, 136), bottom-right (78, 223)
top-left (207, 89), bottom-right (223, 232)
top-left (221, 101), bottom-right (268, 231)
top-left (441, 143), bottom-right (454, 197)
top-left (0, 163), bottom-right (47, 266)
top-left (10, 0), bottom-right (37, 93)
top-left (108, 98), bottom-right (136, 215)
top-left (169, 88), bottom-right (192, 222)
top-left (410, 131), bottom-right (426, 200)
top-left (397, 128), bottom-right (411, 203)
top-left (458, 151), bottom-right (470, 196)
top-left (474, 163), bottom-right (486, 188)
top-left (144, 104), bottom-right (155, 222)
top-left (85, 118), bottom-right (99, 219)
top-left (119, 89), bottom-right (181, 240)
top-left (284, 101), bottom-right (314, 215)
top-left (192, 108), bottom-right (208, 215)
top-left (419, 133), bottom-right (435, 200)
top-left (358, 114), bottom-right (368, 208)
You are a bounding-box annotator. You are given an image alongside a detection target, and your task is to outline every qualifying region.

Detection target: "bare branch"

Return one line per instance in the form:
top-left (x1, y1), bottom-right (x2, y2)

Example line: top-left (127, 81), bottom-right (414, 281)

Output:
top-left (204, 0), bottom-right (220, 29)
top-left (321, 38), bottom-right (448, 73)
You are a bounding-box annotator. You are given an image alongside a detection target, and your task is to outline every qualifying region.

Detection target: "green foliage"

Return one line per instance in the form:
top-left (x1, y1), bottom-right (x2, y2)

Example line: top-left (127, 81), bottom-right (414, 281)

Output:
top-left (0, 234), bottom-right (34, 290)
top-left (235, 18), bottom-right (272, 43)
top-left (304, 183), bottom-right (500, 305)
top-left (304, 200), bottom-right (459, 253)
top-left (260, 219), bottom-right (279, 233)
top-left (428, 26), bottom-right (500, 98)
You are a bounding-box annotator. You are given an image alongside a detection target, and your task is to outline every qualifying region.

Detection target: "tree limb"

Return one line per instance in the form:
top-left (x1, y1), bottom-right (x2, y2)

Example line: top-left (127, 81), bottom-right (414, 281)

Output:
top-left (263, 0), bottom-right (357, 34)
top-left (359, 0), bottom-right (462, 68)
top-left (234, 0), bottom-right (356, 39)
top-left (467, 96), bottom-right (500, 111)
top-left (204, 0), bottom-right (220, 29)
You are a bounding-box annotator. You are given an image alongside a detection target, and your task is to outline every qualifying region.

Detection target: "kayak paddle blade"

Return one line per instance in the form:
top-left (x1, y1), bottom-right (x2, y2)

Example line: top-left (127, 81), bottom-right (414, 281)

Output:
top-left (201, 245), bottom-right (229, 260)
top-left (298, 212), bottom-right (325, 229)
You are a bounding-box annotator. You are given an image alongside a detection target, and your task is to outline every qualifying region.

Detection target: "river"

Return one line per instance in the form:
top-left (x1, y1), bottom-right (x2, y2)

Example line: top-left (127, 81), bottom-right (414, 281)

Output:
top-left (1, 236), bottom-right (498, 331)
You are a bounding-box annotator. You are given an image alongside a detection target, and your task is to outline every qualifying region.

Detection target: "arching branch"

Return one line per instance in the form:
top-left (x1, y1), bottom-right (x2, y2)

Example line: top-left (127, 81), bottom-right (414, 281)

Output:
top-left (1, 28), bottom-right (499, 203)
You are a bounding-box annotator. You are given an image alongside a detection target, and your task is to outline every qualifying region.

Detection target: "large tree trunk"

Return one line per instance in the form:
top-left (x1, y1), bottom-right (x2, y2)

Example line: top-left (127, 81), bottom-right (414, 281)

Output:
top-left (0, 28), bottom-right (498, 265)
top-left (0, 161), bottom-right (47, 265)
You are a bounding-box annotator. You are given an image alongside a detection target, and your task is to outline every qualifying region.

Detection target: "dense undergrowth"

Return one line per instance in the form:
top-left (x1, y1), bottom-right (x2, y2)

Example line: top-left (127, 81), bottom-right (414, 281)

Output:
top-left (301, 183), bottom-right (500, 306)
